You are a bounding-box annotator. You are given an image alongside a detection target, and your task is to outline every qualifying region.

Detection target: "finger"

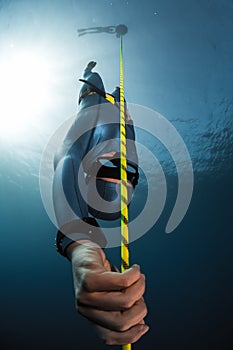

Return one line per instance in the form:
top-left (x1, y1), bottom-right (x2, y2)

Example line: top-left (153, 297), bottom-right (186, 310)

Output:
top-left (78, 274), bottom-right (145, 310)
top-left (94, 323), bottom-right (149, 346)
top-left (78, 298), bottom-right (147, 331)
top-left (82, 264), bottom-right (141, 292)
top-left (139, 319), bottom-right (146, 325)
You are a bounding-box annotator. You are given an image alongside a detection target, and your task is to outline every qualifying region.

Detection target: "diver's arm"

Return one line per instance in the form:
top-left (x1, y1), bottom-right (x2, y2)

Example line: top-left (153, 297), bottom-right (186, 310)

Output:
top-left (53, 151), bottom-right (107, 255)
top-left (67, 241), bottom-right (149, 345)
top-left (83, 61), bottom-right (97, 78)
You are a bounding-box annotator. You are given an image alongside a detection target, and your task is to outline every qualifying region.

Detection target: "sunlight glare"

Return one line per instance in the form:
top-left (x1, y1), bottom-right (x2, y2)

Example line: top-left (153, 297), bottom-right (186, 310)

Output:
top-left (0, 51), bottom-right (52, 140)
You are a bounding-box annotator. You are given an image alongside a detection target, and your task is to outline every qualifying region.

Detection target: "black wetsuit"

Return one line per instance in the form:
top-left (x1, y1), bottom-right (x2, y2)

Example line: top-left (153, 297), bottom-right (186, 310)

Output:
top-left (53, 66), bottom-right (138, 253)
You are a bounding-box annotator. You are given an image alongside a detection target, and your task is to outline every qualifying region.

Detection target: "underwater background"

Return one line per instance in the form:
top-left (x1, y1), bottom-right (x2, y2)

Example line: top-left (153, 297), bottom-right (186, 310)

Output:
top-left (0, 0), bottom-right (233, 349)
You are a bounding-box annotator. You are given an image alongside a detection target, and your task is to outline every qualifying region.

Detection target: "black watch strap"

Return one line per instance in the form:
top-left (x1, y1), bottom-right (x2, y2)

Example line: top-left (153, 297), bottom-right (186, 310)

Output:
top-left (56, 217), bottom-right (107, 259)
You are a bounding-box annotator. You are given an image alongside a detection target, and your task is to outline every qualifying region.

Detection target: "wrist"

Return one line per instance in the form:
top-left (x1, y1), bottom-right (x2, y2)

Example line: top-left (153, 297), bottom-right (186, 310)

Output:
top-left (68, 240), bottom-right (106, 268)
top-left (55, 218), bottom-right (107, 260)
top-left (67, 240), bottom-right (96, 260)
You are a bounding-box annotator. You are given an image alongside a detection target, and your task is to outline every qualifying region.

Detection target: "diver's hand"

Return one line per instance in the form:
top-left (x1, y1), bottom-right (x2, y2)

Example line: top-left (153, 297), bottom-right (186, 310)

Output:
top-left (86, 61), bottom-right (97, 71)
top-left (67, 241), bottom-right (149, 345)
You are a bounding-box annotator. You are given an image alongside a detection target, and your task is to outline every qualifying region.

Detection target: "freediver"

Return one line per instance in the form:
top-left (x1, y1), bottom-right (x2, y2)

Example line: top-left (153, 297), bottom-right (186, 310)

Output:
top-left (77, 24), bottom-right (128, 38)
top-left (53, 61), bottom-right (149, 345)
top-left (77, 26), bottom-right (116, 36)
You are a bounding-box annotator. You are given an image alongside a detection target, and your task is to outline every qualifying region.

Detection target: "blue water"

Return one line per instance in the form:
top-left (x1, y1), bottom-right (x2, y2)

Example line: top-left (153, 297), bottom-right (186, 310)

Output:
top-left (0, 0), bottom-right (233, 349)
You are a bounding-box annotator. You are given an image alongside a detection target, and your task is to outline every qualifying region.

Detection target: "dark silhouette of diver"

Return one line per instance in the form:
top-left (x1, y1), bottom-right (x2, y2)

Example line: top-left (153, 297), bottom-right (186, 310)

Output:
top-left (77, 24), bottom-right (128, 38)
top-left (53, 61), bottom-right (148, 345)
top-left (78, 26), bottom-right (116, 36)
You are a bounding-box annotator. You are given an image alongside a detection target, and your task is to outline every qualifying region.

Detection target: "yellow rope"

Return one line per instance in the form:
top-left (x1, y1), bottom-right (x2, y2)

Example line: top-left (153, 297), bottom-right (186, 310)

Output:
top-left (120, 36), bottom-right (131, 350)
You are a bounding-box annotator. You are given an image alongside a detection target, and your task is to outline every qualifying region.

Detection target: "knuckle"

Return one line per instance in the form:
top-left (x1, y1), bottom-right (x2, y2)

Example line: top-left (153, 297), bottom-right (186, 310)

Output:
top-left (102, 335), bottom-right (124, 345)
top-left (138, 276), bottom-right (145, 292)
top-left (99, 332), bottom-right (118, 346)
top-left (115, 323), bottom-right (126, 332)
top-left (121, 298), bottom-right (134, 310)
top-left (137, 300), bottom-right (148, 319)
top-left (121, 291), bottom-right (137, 309)
top-left (104, 338), bottom-right (115, 346)
top-left (117, 323), bottom-right (128, 332)
top-left (111, 315), bottom-right (127, 332)
top-left (141, 299), bottom-right (148, 313)
top-left (131, 334), bottom-right (141, 344)
top-left (127, 301), bottom-right (134, 309)
top-left (129, 329), bottom-right (144, 344)
top-left (119, 275), bottom-right (131, 288)
top-left (141, 275), bottom-right (146, 286)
